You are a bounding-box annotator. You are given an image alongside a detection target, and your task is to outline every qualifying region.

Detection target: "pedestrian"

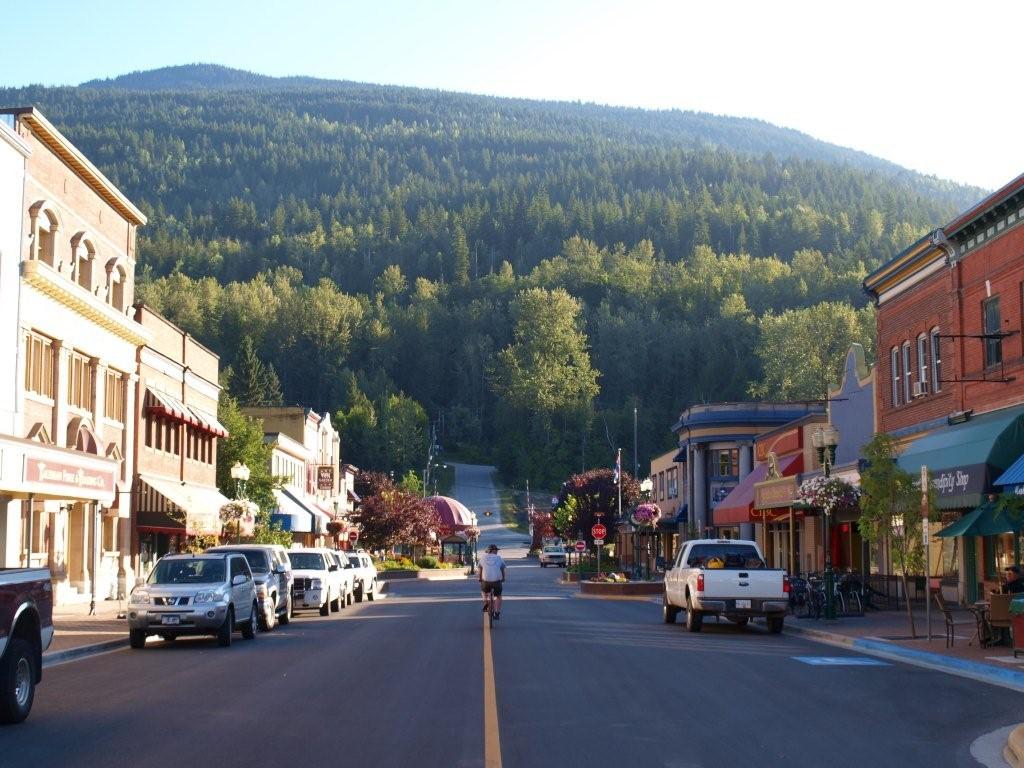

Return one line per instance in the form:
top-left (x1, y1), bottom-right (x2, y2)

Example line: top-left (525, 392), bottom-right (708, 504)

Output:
top-left (1002, 565), bottom-right (1024, 595)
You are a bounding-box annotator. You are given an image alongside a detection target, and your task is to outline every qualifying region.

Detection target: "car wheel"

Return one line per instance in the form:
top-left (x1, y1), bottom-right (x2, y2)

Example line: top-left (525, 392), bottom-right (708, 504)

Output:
top-left (540, 562), bottom-right (547, 568)
top-left (161, 634), bottom-right (177, 642)
top-left (685, 595), bottom-right (703, 633)
top-left (319, 599), bottom-right (330, 617)
top-left (662, 595), bottom-right (679, 624)
top-left (354, 583), bottom-right (364, 603)
top-left (767, 616), bottom-right (785, 634)
top-left (129, 629), bottom-right (147, 649)
top-left (242, 602), bottom-right (258, 640)
top-left (733, 617), bottom-right (750, 627)
top-left (217, 608), bottom-right (234, 647)
top-left (346, 589), bottom-right (353, 606)
top-left (279, 594), bottom-right (292, 625)
top-left (367, 581), bottom-right (376, 601)
top-left (0, 638), bottom-right (36, 724)
top-left (330, 590), bottom-right (341, 612)
top-left (259, 598), bottom-right (274, 632)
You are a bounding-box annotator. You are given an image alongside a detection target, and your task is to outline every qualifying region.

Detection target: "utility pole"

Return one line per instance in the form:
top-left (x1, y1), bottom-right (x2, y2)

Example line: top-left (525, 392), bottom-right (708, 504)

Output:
top-left (633, 404), bottom-right (639, 480)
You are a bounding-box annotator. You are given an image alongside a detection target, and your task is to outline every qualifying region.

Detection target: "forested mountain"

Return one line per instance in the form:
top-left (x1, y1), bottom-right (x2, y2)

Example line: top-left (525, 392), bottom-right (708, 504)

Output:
top-left (0, 65), bottom-right (987, 486)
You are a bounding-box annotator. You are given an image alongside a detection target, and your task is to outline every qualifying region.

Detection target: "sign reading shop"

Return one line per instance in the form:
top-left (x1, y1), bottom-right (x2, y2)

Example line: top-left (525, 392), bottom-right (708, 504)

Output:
top-left (929, 464), bottom-right (986, 498)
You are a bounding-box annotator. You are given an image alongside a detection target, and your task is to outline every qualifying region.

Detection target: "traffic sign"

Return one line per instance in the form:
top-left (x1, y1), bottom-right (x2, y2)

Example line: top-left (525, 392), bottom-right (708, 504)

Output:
top-left (347, 530), bottom-right (359, 543)
top-left (594, 538), bottom-right (605, 546)
top-left (591, 523), bottom-right (607, 539)
top-left (575, 540), bottom-right (586, 552)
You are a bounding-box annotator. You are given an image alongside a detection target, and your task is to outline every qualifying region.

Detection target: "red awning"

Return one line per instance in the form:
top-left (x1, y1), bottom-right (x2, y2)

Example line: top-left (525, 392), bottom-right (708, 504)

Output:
top-left (713, 455), bottom-right (801, 526)
top-left (145, 388), bottom-right (199, 427)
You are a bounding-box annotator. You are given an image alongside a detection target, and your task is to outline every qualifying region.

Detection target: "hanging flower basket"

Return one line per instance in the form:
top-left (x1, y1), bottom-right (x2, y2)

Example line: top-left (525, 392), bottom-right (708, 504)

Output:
top-left (220, 500), bottom-right (259, 537)
top-left (631, 503), bottom-right (662, 528)
top-left (797, 476), bottom-right (860, 516)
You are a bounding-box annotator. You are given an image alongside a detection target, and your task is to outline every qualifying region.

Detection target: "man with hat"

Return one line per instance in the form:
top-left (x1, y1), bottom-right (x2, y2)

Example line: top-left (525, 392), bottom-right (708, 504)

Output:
top-left (479, 544), bottom-right (507, 619)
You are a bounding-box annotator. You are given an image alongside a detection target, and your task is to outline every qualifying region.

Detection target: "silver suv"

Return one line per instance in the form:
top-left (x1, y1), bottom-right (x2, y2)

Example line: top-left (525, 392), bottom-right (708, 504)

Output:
top-left (128, 553), bottom-right (258, 648)
top-left (207, 545), bottom-right (293, 631)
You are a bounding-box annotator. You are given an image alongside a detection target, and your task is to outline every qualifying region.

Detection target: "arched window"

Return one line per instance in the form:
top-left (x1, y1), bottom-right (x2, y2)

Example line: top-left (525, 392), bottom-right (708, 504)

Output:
top-left (917, 333), bottom-right (928, 396)
top-left (890, 346), bottom-right (901, 407)
top-left (67, 417), bottom-right (100, 455)
top-left (930, 327), bottom-right (942, 393)
top-left (71, 233), bottom-right (96, 293)
top-left (106, 260), bottom-right (128, 311)
top-left (30, 202), bottom-right (60, 267)
top-left (902, 342), bottom-right (912, 405)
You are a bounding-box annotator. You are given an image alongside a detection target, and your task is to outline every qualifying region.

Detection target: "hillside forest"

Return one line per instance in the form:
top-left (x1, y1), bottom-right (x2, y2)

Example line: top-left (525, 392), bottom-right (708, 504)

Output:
top-left (0, 68), bottom-right (986, 487)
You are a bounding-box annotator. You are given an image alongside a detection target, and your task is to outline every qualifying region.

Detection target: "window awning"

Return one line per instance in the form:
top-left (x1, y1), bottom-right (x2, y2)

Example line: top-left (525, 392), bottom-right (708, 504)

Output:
top-left (189, 405), bottom-right (229, 438)
top-left (897, 405), bottom-right (1024, 509)
top-left (145, 389), bottom-right (199, 426)
top-left (936, 500), bottom-right (1024, 537)
top-left (713, 455), bottom-right (801, 526)
top-left (271, 488), bottom-right (329, 533)
top-left (347, 488), bottom-right (361, 503)
top-left (137, 474), bottom-right (230, 536)
top-left (672, 447), bottom-right (687, 463)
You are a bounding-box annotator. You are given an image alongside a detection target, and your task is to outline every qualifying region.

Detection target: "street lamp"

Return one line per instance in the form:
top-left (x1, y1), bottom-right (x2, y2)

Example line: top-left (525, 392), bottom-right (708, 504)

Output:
top-left (230, 462), bottom-right (251, 543)
top-left (812, 424), bottom-right (840, 619)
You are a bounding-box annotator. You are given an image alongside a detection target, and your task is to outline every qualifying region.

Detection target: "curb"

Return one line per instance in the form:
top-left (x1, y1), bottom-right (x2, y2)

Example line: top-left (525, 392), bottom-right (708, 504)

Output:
top-left (1006, 724), bottom-right (1024, 767)
top-left (43, 637), bottom-right (128, 668)
top-left (785, 622), bottom-right (1024, 693)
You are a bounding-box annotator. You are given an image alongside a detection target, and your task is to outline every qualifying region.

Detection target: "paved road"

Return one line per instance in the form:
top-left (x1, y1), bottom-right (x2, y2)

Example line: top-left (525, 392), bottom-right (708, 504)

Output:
top-left (449, 461), bottom-right (527, 556)
top-left (8, 466), bottom-right (1024, 767)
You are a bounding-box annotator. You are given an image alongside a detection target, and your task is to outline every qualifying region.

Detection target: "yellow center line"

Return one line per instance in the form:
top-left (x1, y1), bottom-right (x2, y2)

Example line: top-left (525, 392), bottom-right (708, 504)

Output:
top-left (483, 613), bottom-right (503, 768)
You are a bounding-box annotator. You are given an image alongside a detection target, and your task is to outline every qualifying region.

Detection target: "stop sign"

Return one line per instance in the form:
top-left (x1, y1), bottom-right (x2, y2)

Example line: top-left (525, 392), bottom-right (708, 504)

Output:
top-left (591, 523), bottom-right (607, 540)
top-left (347, 530), bottom-right (359, 543)
top-left (575, 540), bottom-right (586, 552)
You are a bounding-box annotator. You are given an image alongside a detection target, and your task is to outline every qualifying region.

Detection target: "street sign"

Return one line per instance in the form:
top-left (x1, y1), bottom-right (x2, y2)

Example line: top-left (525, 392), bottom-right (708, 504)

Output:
top-left (594, 538), bottom-right (605, 546)
top-left (347, 530), bottom-right (359, 543)
top-left (574, 540), bottom-right (586, 552)
top-left (591, 523), bottom-right (607, 539)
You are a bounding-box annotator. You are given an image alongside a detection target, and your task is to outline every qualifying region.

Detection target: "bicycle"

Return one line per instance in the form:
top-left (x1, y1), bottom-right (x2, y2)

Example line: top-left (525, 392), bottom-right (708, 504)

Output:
top-left (484, 590), bottom-right (496, 628)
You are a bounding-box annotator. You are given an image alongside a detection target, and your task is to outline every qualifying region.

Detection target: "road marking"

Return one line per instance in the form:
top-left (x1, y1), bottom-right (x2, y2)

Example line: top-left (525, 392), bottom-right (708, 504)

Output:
top-left (793, 656), bottom-right (890, 666)
top-left (483, 614), bottom-right (503, 768)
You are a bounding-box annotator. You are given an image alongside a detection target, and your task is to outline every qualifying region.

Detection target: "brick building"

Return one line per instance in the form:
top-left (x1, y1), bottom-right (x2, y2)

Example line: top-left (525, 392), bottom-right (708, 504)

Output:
top-left (865, 173), bottom-right (1024, 602)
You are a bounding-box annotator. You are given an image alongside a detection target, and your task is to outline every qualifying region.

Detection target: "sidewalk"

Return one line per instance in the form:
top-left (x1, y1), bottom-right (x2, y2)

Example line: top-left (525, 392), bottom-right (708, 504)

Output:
top-left (45, 600), bottom-right (129, 667)
top-left (786, 606), bottom-right (1024, 692)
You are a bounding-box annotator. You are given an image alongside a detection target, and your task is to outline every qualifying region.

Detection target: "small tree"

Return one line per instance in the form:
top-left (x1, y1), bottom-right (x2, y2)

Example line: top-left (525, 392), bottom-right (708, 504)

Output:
top-left (858, 433), bottom-right (933, 638)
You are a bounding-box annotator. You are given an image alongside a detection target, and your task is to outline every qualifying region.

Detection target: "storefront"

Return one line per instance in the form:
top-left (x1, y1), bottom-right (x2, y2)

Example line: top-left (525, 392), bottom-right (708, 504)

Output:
top-left (753, 472), bottom-right (804, 573)
top-left (270, 487), bottom-right (326, 547)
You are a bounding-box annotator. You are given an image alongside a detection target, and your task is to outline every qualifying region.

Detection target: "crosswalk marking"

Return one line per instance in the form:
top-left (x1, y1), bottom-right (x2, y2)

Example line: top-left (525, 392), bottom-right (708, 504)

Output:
top-left (793, 656), bottom-right (889, 666)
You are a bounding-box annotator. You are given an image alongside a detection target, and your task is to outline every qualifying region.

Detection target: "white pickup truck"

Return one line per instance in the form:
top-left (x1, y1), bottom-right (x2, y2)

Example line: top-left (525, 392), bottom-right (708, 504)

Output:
top-left (662, 539), bottom-right (789, 634)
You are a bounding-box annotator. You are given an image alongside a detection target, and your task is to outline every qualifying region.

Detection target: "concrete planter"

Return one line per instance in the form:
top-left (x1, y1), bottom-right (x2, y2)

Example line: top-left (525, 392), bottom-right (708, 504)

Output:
top-left (579, 581), bottom-right (663, 597)
top-left (379, 568), bottom-right (470, 581)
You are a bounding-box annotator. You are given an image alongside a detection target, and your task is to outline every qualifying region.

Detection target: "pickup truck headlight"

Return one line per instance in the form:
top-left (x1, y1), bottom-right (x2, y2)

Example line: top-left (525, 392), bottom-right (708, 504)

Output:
top-left (194, 590), bottom-right (224, 604)
top-left (129, 592), bottom-right (149, 605)
top-left (309, 578), bottom-right (323, 590)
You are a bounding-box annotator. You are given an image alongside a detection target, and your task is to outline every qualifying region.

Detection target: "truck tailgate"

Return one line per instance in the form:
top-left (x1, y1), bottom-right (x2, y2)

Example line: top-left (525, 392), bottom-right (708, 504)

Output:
top-left (701, 569), bottom-right (785, 600)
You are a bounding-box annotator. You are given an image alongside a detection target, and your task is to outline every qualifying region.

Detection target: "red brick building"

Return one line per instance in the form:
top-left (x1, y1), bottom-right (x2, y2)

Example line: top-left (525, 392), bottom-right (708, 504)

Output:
top-left (864, 173), bottom-right (1024, 602)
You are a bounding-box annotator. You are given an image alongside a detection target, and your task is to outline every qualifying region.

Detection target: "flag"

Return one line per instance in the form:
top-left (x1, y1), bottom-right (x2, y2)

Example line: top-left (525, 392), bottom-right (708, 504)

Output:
top-left (613, 448), bottom-right (621, 485)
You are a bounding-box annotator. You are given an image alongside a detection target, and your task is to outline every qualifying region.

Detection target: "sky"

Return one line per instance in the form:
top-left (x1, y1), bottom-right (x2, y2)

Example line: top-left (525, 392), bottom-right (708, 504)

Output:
top-left (2, 0), bottom-right (1021, 191)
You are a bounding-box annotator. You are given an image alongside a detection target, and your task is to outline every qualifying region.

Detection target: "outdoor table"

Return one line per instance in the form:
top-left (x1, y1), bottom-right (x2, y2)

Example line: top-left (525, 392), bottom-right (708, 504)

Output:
top-left (969, 601), bottom-right (992, 647)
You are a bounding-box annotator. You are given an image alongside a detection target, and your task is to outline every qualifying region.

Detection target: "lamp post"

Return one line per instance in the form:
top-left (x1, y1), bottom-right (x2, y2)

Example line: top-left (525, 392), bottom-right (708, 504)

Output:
top-left (811, 424), bottom-right (839, 619)
top-left (230, 462), bottom-right (251, 543)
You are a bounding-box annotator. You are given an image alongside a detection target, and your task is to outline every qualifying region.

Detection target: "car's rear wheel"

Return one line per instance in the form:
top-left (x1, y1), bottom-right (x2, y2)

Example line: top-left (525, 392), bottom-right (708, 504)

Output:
top-left (367, 581), bottom-right (376, 601)
top-left (767, 616), bottom-right (785, 634)
top-left (685, 595), bottom-right (703, 633)
top-left (279, 594), bottom-right (292, 625)
top-left (330, 591), bottom-right (341, 612)
top-left (355, 582), bottom-right (364, 603)
top-left (242, 602), bottom-right (258, 640)
top-left (319, 599), bottom-right (330, 617)
top-left (129, 629), bottom-right (147, 649)
top-left (732, 617), bottom-right (749, 627)
top-left (217, 608), bottom-right (234, 647)
top-left (0, 638), bottom-right (35, 724)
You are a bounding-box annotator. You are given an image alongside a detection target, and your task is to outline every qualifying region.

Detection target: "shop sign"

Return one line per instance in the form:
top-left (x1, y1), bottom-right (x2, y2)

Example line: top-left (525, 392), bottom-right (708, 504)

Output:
top-left (26, 458), bottom-right (115, 494)
top-left (1013, 484), bottom-right (1024, 497)
top-left (755, 477), bottom-right (797, 509)
top-left (928, 464), bottom-right (986, 498)
top-left (186, 509), bottom-right (220, 537)
top-left (317, 465), bottom-right (335, 491)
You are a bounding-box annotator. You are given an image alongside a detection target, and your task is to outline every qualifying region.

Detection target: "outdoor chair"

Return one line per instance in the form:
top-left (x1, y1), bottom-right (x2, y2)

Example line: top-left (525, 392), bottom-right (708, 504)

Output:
top-left (989, 593), bottom-right (1012, 646)
top-left (932, 591), bottom-right (979, 648)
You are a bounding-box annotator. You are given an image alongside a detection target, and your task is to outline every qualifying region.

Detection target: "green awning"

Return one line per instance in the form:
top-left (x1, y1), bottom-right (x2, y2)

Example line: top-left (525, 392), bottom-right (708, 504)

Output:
top-left (897, 405), bottom-right (1024, 509)
top-left (936, 499), bottom-right (1024, 537)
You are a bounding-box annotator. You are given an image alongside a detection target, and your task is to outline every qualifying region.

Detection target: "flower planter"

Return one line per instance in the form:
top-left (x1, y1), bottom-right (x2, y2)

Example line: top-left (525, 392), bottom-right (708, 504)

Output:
top-left (579, 581), bottom-right (663, 598)
top-left (379, 568), bottom-right (470, 581)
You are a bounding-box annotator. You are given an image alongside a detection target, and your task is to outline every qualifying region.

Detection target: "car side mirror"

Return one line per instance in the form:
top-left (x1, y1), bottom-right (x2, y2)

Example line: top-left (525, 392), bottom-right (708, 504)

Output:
top-left (232, 574), bottom-right (247, 586)
top-left (274, 564), bottom-right (287, 574)
top-left (329, 565), bottom-right (338, 572)
top-left (135, 577), bottom-right (146, 587)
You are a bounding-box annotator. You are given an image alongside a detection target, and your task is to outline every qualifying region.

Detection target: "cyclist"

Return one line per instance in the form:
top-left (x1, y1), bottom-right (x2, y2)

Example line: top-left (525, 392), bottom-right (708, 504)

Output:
top-left (479, 544), bottom-right (506, 619)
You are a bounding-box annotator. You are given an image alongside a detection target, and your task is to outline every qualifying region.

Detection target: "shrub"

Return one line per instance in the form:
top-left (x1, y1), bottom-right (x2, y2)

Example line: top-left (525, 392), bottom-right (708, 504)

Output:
top-left (416, 555), bottom-right (439, 569)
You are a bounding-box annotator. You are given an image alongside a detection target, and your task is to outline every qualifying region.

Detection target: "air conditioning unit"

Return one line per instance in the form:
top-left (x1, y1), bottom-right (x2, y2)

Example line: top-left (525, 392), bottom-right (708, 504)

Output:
top-left (912, 380), bottom-right (929, 397)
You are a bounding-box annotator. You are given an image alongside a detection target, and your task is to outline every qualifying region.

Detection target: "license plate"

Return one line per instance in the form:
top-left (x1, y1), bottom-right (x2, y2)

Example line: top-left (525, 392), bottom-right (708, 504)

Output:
top-left (161, 615), bottom-right (181, 625)
top-left (735, 599), bottom-right (751, 609)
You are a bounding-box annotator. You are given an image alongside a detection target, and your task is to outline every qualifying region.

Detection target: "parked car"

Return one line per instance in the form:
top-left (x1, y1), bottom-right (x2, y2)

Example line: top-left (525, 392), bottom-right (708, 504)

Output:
top-left (127, 553), bottom-right (258, 648)
top-left (328, 550), bottom-right (356, 607)
top-left (539, 544), bottom-right (567, 567)
top-left (0, 567), bottom-right (53, 724)
top-left (344, 551), bottom-right (378, 602)
top-left (207, 545), bottom-right (293, 630)
top-left (289, 548), bottom-right (341, 616)
top-left (662, 539), bottom-right (789, 633)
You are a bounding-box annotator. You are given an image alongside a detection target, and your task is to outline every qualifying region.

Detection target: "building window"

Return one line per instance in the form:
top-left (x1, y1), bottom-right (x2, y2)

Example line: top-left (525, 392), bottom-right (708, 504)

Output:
top-left (32, 206), bottom-right (59, 267)
top-left (658, 472), bottom-right (665, 500)
top-left (72, 236), bottom-right (95, 293)
top-left (24, 332), bottom-right (54, 398)
top-left (930, 328), bottom-right (942, 393)
top-left (145, 416), bottom-right (153, 448)
top-left (67, 351), bottom-right (93, 411)
top-left (890, 346), bottom-right (900, 407)
top-left (917, 334), bottom-right (928, 396)
top-left (984, 296), bottom-right (1002, 367)
top-left (714, 448), bottom-right (739, 478)
top-left (901, 342), bottom-right (912, 405)
top-left (668, 468), bottom-right (678, 499)
top-left (104, 369), bottom-right (124, 423)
